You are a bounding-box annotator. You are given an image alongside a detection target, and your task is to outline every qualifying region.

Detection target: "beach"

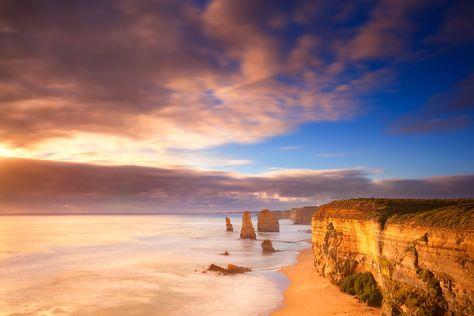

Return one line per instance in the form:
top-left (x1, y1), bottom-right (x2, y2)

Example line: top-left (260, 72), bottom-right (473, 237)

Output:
top-left (272, 248), bottom-right (380, 316)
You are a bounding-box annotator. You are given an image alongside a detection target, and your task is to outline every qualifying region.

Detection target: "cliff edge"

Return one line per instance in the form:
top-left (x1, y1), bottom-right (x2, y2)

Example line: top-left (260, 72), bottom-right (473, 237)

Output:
top-left (311, 198), bottom-right (474, 315)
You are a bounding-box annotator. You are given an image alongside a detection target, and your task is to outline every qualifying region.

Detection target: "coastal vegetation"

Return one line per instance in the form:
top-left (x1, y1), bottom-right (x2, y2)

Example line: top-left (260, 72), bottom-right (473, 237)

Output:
top-left (316, 198), bottom-right (474, 229)
top-left (312, 198), bottom-right (474, 314)
top-left (340, 272), bottom-right (382, 307)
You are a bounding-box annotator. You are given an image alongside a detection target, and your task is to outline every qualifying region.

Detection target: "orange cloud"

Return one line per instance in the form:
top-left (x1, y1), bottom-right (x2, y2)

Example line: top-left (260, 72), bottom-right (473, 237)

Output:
top-left (0, 0), bottom-right (453, 166)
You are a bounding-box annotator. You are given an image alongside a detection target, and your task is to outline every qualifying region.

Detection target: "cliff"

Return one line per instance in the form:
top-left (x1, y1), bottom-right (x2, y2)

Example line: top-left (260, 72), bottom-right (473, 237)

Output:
top-left (311, 198), bottom-right (474, 315)
top-left (257, 209), bottom-right (279, 232)
top-left (274, 206), bottom-right (317, 224)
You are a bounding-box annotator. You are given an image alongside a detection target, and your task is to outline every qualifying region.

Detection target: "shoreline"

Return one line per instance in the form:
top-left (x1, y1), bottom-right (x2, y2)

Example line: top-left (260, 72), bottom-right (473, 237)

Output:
top-left (271, 248), bottom-right (380, 316)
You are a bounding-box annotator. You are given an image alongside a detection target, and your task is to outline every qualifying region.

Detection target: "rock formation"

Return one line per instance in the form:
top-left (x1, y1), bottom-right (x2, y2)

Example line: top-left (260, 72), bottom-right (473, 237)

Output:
top-left (274, 206), bottom-right (317, 224)
top-left (311, 198), bottom-right (474, 314)
top-left (225, 217), bottom-right (233, 232)
top-left (290, 206), bottom-right (317, 224)
top-left (240, 211), bottom-right (256, 239)
top-left (257, 209), bottom-right (279, 232)
top-left (206, 263), bottom-right (251, 275)
top-left (261, 239), bottom-right (276, 252)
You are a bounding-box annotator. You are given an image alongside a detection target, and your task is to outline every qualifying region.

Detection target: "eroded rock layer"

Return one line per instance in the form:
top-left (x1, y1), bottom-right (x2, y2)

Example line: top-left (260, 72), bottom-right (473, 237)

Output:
top-left (261, 239), bottom-right (276, 252)
top-left (274, 206), bottom-right (317, 224)
top-left (240, 211), bottom-right (256, 239)
top-left (312, 198), bottom-right (474, 315)
top-left (225, 217), bottom-right (233, 232)
top-left (257, 209), bottom-right (279, 232)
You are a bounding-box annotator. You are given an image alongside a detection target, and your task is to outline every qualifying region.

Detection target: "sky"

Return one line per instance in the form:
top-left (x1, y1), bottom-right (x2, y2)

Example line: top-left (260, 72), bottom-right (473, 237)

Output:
top-left (0, 0), bottom-right (473, 213)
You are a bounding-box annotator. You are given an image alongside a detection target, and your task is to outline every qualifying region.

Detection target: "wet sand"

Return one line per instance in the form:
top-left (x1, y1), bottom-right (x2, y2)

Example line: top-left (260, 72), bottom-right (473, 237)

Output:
top-left (272, 248), bottom-right (380, 316)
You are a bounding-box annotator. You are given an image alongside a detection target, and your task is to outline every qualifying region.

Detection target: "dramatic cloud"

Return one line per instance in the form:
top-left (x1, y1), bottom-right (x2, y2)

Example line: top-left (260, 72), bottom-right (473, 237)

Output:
top-left (1, 158), bottom-right (473, 214)
top-left (390, 73), bottom-right (474, 134)
top-left (0, 0), bottom-right (465, 166)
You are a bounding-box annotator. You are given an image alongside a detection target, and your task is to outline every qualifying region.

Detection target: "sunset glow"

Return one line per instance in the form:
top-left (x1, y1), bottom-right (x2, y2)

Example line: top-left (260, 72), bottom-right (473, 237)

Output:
top-left (0, 0), bottom-right (473, 213)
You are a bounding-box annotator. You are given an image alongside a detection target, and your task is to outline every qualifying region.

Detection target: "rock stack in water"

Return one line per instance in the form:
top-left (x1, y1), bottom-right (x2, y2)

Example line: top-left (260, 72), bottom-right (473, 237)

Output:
top-left (225, 217), bottom-right (233, 231)
top-left (206, 263), bottom-right (251, 275)
top-left (240, 211), bottom-right (256, 239)
top-left (257, 209), bottom-right (279, 232)
top-left (261, 239), bottom-right (276, 252)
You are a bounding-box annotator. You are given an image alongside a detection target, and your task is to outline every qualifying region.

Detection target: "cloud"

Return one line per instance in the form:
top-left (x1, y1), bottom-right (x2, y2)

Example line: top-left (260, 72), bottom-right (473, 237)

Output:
top-left (278, 146), bottom-right (305, 151)
top-left (432, 0), bottom-right (474, 45)
top-left (313, 152), bottom-right (347, 158)
top-left (0, 0), bottom-right (437, 167)
top-left (390, 73), bottom-right (474, 134)
top-left (1, 158), bottom-right (472, 214)
top-left (0, 0), bottom-right (471, 166)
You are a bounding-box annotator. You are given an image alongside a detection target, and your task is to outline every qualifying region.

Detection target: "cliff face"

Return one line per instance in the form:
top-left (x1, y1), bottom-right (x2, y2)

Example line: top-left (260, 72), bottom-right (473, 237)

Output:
top-left (291, 206), bottom-right (317, 224)
top-left (311, 199), bottom-right (474, 315)
top-left (274, 206), bottom-right (317, 224)
top-left (257, 209), bottom-right (279, 232)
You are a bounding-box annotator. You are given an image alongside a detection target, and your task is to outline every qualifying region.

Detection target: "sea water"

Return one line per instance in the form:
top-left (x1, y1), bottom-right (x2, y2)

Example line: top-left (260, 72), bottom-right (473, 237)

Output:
top-left (0, 214), bottom-right (310, 315)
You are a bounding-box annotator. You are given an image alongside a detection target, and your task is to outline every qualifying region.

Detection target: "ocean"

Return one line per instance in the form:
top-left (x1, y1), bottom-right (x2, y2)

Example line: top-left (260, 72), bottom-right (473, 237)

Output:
top-left (0, 214), bottom-right (310, 315)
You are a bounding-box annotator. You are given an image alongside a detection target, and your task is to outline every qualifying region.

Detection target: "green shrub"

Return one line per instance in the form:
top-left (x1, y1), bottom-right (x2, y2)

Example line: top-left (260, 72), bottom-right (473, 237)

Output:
top-left (340, 272), bottom-right (383, 307)
top-left (417, 269), bottom-right (441, 295)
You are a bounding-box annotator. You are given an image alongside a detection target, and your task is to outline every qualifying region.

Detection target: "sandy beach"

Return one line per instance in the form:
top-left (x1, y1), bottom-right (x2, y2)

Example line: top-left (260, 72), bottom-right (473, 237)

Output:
top-left (272, 248), bottom-right (380, 316)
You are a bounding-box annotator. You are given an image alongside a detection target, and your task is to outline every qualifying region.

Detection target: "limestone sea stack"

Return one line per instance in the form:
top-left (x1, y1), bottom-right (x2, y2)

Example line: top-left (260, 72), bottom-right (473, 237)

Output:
top-left (261, 239), bottom-right (276, 252)
top-left (225, 217), bottom-right (233, 231)
top-left (240, 211), bottom-right (256, 239)
top-left (257, 209), bottom-right (279, 232)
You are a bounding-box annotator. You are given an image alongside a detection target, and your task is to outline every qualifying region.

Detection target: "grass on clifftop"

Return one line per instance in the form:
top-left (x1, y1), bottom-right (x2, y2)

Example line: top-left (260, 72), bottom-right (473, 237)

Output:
top-left (316, 198), bottom-right (474, 229)
top-left (388, 202), bottom-right (474, 230)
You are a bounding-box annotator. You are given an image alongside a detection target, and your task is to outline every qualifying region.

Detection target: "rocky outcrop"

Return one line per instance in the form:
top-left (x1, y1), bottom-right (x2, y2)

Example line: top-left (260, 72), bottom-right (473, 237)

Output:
top-left (240, 211), bottom-right (256, 239)
top-left (291, 206), bottom-right (317, 224)
top-left (225, 217), bottom-right (233, 231)
top-left (274, 210), bottom-right (291, 220)
top-left (274, 206), bottom-right (317, 224)
top-left (261, 239), bottom-right (276, 252)
top-left (257, 209), bottom-right (279, 232)
top-left (312, 198), bottom-right (474, 314)
top-left (206, 263), bottom-right (251, 275)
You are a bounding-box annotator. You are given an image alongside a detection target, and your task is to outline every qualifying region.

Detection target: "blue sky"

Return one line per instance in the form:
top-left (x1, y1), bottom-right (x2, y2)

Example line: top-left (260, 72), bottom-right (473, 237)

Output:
top-left (206, 35), bottom-right (474, 178)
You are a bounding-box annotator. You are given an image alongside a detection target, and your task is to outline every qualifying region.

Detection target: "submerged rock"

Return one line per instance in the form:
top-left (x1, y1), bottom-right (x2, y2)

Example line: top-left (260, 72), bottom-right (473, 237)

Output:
top-left (225, 217), bottom-right (233, 232)
top-left (240, 211), bottom-right (256, 239)
top-left (206, 263), bottom-right (251, 275)
top-left (257, 209), bottom-right (279, 232)
top-left (261, 239), bottom-right (276, 252)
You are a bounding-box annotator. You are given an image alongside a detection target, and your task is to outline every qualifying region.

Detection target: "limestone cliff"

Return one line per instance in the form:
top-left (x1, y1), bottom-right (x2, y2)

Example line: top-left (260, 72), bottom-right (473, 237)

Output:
top-left (311, 198), bottom-right (474, 315)
top-left (291, 206), bottom-right (316, 224)
top-left (257, 209), bottom-right (279, 232)
top-left (240, 211), bottom-right (256, 239)
top-left (274, 206), bottom-right (317, 224)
